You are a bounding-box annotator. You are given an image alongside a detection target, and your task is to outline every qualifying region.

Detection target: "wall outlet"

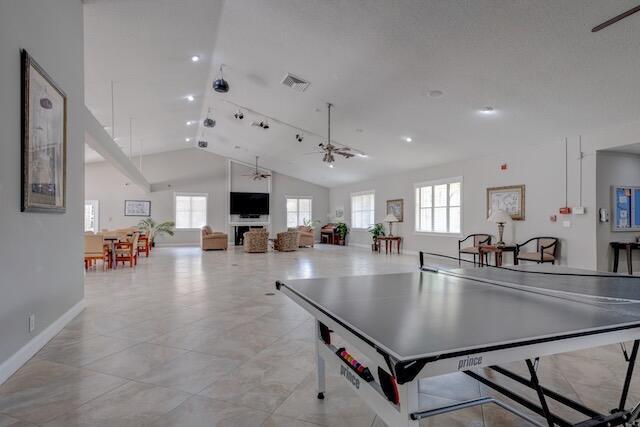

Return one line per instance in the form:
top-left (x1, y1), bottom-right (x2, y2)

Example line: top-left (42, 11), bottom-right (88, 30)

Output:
top-left (28, 314), bottom-right (35, 333)
top-left (562, 220), bottom-right (571, 228)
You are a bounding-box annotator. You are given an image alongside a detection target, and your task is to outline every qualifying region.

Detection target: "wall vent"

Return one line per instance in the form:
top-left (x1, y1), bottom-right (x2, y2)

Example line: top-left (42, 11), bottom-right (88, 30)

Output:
top-left (281, 73), bottom-right (310, 92)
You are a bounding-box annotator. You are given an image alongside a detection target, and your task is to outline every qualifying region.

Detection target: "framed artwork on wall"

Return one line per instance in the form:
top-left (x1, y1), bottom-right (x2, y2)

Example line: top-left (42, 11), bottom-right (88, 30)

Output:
top-left (124, 200), bottom-right (151, 217)
top-left (386, 199), bottom-right (404, 222)
top-left (335, 207), bottom-right (345, 221)
top-left (21, 50), bottom-right (67, 213)
top-left (486, 185), bottom-right (525, 220)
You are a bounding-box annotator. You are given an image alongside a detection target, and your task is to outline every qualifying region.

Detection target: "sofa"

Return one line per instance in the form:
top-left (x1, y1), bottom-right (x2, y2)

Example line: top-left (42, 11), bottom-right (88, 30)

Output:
top-left (201, 226), bottom-right (228, 251)
top-left (289, 226), bottom-right (314, 247)
top-left (274, 230), bottom-right (300, 252)
top-left (243, 229), bottom-right (269, 253)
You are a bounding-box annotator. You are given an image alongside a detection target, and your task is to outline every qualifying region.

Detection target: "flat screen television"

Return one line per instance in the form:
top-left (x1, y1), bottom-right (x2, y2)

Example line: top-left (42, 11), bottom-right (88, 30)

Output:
top-left (230, 192), bottom-right (270, 216)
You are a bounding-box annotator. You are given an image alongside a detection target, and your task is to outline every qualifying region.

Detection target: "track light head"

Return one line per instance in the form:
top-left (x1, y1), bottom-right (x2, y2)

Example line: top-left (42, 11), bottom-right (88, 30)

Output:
top-left (259, 120), bottom-right (269, 129)
top-left (295, 133), bottom-right (303, 142)
top-left (234, 110), bottom-right (244, 120)
top-left (213, 65), bottom-right (230, 93)
top-left (203, 117), bottom-right (216, 128)
top-left (197, 140), bottom-right (208, 148)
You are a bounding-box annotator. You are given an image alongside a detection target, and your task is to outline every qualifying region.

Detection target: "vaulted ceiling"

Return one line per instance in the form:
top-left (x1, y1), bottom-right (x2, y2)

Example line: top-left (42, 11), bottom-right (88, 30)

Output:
top-left (84, 0), bottom-right (640, 187)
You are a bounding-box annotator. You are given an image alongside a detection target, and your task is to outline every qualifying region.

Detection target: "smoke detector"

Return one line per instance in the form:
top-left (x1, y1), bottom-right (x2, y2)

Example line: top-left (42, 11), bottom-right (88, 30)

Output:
top-left (281, 73), bottom-right (310, 92)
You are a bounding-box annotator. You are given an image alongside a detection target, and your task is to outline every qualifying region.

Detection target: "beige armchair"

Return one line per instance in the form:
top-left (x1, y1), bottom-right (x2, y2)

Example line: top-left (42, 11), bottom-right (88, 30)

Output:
top-left (515, 237), bottom-right (559, 264)
top-left (290, 226), bottom-right (314, 247)
top-left (243, 229), bottom-right (269, 253)
top-left (274, 230), bottom-right (300, 252)
top-left (201, 226), bottom-right (228, 251)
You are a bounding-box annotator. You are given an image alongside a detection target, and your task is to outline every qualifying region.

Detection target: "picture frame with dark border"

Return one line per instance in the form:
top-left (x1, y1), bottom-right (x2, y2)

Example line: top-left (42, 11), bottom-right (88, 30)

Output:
top-left (386, 199), bottom-right (404, 222)
top-left (124, 200), bottom-right (151, 217)
top-left (486, 185), bottom-right (525, 220)
top-left (21, 49), bottom-right (67, 213)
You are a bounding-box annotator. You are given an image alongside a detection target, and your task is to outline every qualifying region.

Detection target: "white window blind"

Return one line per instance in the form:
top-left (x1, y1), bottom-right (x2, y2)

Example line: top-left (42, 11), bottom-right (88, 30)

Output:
top-left (415, 179), bottom-right (461, 234)
top-left (351, 191), bottom-right (375, 229)
top-left (175, 193), bottom-right (208, 229)
top-left (286, 197), bottom-right (312, 228)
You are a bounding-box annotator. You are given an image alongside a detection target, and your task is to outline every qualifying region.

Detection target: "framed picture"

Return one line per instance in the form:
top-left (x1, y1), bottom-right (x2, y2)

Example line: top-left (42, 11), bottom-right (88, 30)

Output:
top-left (21, 50), bottom-right (67, 213)
top-left (386, 199), bottom-right (404, 222)
top-left (124, 200), bottom-right (151, 217)
top-left (335, 207), bottom-right (345, 220)
top-left (486, 185), bottom-right (525, 220)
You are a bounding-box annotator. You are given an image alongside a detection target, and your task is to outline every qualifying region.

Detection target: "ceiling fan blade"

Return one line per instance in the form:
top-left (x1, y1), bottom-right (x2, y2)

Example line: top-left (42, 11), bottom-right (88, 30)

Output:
top-left (337, 152), bottom-right (355, 158)
top-left (592, 4), bottom-right (640, 32)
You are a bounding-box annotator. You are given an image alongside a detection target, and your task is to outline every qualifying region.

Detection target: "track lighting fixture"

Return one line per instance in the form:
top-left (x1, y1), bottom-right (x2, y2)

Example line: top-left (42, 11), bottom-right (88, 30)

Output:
top-left (203, 107), bottom-right (216, 128)
top-left (234, 110), bottom-right (244, 120)
top-left (256, 120), bottom-right (269, 129)
top-left (213, 64), bottom-right (230, 93)
top-left (295, 133), bottom-right (303, 142)
top-left (198, 140), bottom-right (208, 148)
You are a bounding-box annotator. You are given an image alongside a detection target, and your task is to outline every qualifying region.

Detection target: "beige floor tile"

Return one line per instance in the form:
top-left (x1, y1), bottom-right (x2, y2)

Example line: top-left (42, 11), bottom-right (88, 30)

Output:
top-left (199, 359), bottom-right (311, 411)
top-left (0, 414), bottom-right (37, 427)
top-left (135, 351), bottom-right (240, 394)
top-left (36, 334), bottom-right (138, 367)
top-left (261, 414), bottom-right (322, 426)
top-left (192, 330), bottom-right (279, 361)
top-left (0, 359), bottom-right (126, 424)
top-left (43, 381), bottom-right (189, 427)
top-left (149, 395), bottom-right (270, 427)
top-left (84, 343), bottom-right (188, 379)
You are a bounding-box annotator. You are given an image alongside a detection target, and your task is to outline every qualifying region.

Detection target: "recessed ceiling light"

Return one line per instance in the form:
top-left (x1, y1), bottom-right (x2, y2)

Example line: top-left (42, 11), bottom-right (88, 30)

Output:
top-left (186, 95), bottom-right (195, 102)
top-left (186, 120), bottom-right (193, 126)
top-left (479, 106), bottom-right (496, 115)
top-left (357, 153), bottom-right (368, 158)
top-left (328, 164), bottom-right (334, 168)
top-left (191, 55), bottom-right (200, 63)
top-left (403, 136), bottom-right (413, 143)
top-left (185, 137), bottom-right (191, 142)
top-left (428, 90), bottom-right (444, 98)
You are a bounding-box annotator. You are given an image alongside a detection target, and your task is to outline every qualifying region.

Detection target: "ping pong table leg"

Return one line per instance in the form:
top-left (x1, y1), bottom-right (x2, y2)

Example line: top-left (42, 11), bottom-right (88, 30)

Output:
top-left (398, 380), bottom-right (420, 426)
top-left (314, 321), bottom-right (326, 399)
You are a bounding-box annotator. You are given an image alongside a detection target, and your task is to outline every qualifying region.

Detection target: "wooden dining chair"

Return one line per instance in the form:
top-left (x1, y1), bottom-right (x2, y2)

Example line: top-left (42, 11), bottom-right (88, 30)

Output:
top-left (114, 232), bottom-right (140, 267)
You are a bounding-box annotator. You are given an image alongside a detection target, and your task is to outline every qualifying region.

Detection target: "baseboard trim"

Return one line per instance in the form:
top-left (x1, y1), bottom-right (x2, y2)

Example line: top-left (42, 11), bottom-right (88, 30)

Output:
top-left (0, 299), bottom-right (85, 385)
top-left (155, 242), bottom-right (198, 247)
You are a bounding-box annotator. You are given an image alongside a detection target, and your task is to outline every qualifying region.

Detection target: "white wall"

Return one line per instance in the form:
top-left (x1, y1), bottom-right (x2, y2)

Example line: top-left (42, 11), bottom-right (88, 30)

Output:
top-left (85, 148), bottom-right (330, 244)
top-left (0, 0), bottom-right (84, 377)
top-left (330, 139), bottom-right (596, 268)
top-left (595, 151), bottom-right (640, 271)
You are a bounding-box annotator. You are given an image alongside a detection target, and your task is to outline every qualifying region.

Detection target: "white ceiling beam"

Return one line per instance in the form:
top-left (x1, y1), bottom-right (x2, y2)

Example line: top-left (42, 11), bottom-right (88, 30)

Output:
top-left (84, 106), bottom-right (151, 192)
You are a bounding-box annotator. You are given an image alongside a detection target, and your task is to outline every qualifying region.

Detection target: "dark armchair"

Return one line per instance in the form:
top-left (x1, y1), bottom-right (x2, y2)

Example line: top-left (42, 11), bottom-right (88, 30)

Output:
top-left (515, 237), bottom-right (559, 264)
top-left (458, 234), bottom-right (492, 266)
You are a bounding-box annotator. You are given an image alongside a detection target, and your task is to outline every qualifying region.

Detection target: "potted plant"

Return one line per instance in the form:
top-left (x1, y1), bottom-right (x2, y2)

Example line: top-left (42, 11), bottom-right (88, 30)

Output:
top-left (303, 218), bottom-right (321, 229)
top-left (137, 218), bottom-right (176, 247)
top-left (368, 223), bottom-right (385, 251)
top-left (336, 222), bottom-right (349, 245)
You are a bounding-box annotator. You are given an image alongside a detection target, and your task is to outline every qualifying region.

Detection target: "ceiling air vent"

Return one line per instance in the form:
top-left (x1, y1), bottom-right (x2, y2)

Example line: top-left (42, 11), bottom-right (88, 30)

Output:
top-left (281, 73), bottom-right (310, 92)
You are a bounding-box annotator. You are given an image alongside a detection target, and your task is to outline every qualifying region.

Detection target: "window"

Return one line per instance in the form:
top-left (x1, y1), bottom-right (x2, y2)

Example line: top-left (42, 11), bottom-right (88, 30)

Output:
top-left (175, 193), bottom-right (208, 229)
top-left (84, 200), bottom-right (99, 232)
top-left (415, 178), bottom-right (462, 234)
top-left (286, 197), bottom-right (312, 228)
top-left (351, 191), bottom-right (375, 229)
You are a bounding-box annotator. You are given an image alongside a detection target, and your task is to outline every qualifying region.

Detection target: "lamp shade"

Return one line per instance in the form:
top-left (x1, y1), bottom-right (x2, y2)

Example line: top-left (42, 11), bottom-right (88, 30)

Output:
top-left (383, 213), bottom-right (399, 223)
top-left (487, 209), bottom-right (512, 224)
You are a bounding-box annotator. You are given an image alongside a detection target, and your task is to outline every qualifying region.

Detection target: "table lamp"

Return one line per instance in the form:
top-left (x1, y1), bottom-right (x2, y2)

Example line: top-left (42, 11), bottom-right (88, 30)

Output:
top-left (487, 209), bottom-right (511, 247)
top-left (383, 213), bottom-right (399, 236)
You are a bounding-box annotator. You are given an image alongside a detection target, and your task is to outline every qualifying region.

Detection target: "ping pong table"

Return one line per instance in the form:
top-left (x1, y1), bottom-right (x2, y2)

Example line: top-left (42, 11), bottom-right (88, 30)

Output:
top-left (275, 252), bottom-right (640, 426)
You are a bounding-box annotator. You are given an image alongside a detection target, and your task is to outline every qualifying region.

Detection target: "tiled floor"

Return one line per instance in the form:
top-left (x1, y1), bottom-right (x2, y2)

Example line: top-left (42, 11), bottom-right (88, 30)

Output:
top-left (0, 245), bottom-right (638, 426)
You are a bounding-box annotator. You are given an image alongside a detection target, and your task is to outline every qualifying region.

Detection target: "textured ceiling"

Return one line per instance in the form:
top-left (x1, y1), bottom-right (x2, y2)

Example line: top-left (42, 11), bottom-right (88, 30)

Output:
top-left (85, 0), bottom-right (640, 187)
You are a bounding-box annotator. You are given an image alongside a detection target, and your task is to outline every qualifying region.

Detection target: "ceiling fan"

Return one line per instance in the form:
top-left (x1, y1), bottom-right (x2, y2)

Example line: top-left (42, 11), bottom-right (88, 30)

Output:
top-left (243, 156), bottom-right (271, 180)
top-left (592, 4), bottom-right (640, 32)
top-left (311, 103), bottom-right (354, 164)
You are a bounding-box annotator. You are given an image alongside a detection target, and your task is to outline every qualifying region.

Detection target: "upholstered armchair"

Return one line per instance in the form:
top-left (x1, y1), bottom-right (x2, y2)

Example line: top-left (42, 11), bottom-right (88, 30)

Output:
top-left (84, 234), bottom-right (109, 271)
top-left (292, 226), bottom-right (314, 247)
top-left (515, 237), bottom-right (559, 264)
top-left (243, 229), bottom-right (269, 253)
top-left (274, 230), bottom-right (300, 252)
top-left (458, 234), bottom-right (492, 266)
top-left (201, 226), bottom-right (228, 251)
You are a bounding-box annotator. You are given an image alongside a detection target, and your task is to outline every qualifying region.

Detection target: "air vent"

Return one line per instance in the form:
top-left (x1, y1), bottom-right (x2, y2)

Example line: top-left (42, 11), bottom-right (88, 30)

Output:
top-left (281, 73), bottom-right (310, 92)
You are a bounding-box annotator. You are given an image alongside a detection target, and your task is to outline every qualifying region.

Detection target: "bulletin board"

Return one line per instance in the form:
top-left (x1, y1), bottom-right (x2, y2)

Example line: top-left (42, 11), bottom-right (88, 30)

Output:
top-left (612, 186), bottom-right (640, 231)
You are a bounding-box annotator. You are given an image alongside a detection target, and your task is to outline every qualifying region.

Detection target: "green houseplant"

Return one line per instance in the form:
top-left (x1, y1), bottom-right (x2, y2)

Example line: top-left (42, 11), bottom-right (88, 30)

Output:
top-left (336, 222), bottom-right (349, 245)
top-left (137, 218), bottom-right (176, 246)
top-left (302, 218), bottom-right (321, 229)
top-left (368, 223), bottom-right (385, 240)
